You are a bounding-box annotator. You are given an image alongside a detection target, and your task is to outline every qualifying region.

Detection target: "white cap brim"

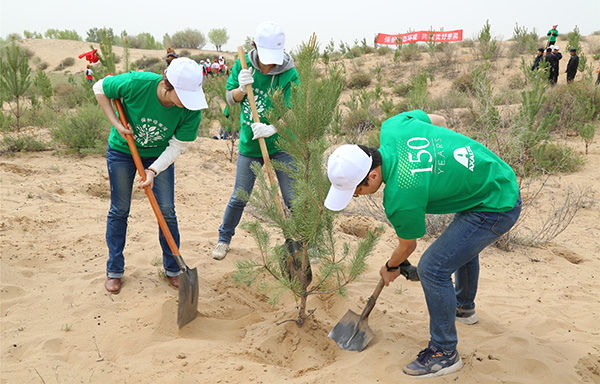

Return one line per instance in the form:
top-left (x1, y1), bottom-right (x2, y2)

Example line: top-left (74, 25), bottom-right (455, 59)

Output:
top-left (324, 186), bottom-right (354, 211)
top-left (175, 87), bottom-right (208, 111)
top-left (256, 46), bottom-right (284, 65)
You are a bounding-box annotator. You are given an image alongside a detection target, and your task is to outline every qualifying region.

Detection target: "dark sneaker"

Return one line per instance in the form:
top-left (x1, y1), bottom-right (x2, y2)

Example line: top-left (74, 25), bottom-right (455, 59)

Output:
top-left (456, 308), bottom-right (478, 325)
top-left (403, 342), bottom-right (463, 378)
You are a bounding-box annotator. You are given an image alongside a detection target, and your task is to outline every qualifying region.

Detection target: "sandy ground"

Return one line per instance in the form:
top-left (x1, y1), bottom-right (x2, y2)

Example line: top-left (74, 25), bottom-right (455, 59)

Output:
top-left (1, 38), bottom-right (600, 383)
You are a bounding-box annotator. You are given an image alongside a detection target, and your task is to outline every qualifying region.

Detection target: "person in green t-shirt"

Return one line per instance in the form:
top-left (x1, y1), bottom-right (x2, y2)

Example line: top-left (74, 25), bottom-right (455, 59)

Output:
top-left (546, 24), bottom-right (558, 48)
top-left (94, 57), bottom-right (207, 294)
top-left (324, 110), bottom-right (521, 379)
top-left (212, 21), bottom-right (299, 261)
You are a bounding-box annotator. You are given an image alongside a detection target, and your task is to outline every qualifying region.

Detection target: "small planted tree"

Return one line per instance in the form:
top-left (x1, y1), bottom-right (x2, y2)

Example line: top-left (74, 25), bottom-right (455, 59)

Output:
top-left (234, 35), bottom-right (381, 326)
top-left (203, 76), bottom-right (241, 161)
top-left (0, 42), bottom-right (32, 130)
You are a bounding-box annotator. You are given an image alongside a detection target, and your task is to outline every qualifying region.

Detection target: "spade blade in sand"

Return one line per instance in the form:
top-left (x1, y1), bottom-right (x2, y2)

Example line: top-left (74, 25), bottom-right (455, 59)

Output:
top-left (328, 278), bottom-right (384, 352)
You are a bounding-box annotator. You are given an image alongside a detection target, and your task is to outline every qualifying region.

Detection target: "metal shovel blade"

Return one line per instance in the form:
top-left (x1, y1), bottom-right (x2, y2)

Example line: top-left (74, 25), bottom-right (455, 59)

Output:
top-left (328, 309), bottom-right (375, 352)
top-left (177, 266), bottom-right (199, 328)
top-left (328, 277), bottom-right (385, 352)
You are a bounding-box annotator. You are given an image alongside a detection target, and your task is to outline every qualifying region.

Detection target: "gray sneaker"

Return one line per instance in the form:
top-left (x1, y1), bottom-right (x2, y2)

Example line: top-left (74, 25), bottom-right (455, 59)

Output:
top-left (212, 242), bottom-right (230, 260)
top-left (456, 308), bottom-right (478, 325)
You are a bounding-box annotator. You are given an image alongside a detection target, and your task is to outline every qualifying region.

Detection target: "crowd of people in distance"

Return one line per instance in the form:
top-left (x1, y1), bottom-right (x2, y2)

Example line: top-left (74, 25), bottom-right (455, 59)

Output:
top-left (531, 24), bottom-right (583, 85)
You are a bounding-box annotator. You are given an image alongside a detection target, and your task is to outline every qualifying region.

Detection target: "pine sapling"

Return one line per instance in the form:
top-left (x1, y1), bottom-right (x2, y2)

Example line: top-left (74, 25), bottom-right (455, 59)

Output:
top-left (234, 35), bottom-right (381, 326)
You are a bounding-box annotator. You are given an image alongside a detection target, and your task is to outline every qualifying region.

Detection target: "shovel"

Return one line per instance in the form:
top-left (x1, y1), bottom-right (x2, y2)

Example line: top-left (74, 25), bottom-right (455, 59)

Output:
top-left (236, 46), bottom-right (311, 286)
top-left (113, 99), bottom-right (199, 328)
top-left (328, 277), bottom-right (385, 352)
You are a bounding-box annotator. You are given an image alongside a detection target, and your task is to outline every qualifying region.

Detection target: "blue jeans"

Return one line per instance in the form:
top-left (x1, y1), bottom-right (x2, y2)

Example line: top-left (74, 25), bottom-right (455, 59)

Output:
top-left (105, 146), bottom-right (181, 278)
top-left (218, 151), bottom-right (294, 244)
top-left (417, 195), bottom-right (522, 352)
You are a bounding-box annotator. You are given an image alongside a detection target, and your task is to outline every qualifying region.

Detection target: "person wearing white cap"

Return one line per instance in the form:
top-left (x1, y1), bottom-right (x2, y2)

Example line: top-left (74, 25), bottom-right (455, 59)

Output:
top-left (212, 21), bottom-right (299, 261)
top-left (325, 110), bottom-right (521, 378)
top-left (94, 57), bottom-right (208, 294)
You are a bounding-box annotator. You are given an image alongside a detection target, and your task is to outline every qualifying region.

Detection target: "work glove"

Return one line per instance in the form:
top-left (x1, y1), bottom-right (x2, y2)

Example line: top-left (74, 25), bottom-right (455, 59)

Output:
top-left (399, 260), bottom-right (420, 281)
top-left (237, 68), bottom-right (254, 94)
top-left (251, 122), bottom-right (277, 140)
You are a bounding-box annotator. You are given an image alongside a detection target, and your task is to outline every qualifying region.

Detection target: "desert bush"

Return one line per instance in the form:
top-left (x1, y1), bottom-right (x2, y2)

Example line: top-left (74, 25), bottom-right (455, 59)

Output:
top-left (452, 73), bottom-right (474, 93)
top-left (513, 184), bottom-right (591, 247)
top-left (134, 56), bottom-right (162, 72)
top-left (397, 70), bottom-right (430, 111)
top-left (541, 82), bottom-right (600, 137)
top-left (60, 57), bottom-right (75, 68)
top-left (394, 42), bottom-right (422, 62)
top-left (530, 142), bottom-right (584, 175)
top-left (377, 46), bottom-right (393, 56)
top-left (347, 71), bottom-right (371, 89)
top-left (392, 82), bottom-right (412, 97)
top-left (51, 104), bottom-right (109, 155)
top-left (0, 134), bottom-right (46, 154)
top-left (54, 83), bottom-right (91, 109)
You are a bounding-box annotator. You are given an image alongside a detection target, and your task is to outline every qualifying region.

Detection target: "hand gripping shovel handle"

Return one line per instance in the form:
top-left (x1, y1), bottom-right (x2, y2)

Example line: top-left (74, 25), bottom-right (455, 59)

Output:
top-left (113, 99), bottom-right (188, 272)
top-left (236, 46), bottom-right (285, 217)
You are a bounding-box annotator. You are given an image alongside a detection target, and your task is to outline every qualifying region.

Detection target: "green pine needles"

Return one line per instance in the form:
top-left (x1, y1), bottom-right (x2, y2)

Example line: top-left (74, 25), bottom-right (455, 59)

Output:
top-left (233, 35), bottom-right (381, 326)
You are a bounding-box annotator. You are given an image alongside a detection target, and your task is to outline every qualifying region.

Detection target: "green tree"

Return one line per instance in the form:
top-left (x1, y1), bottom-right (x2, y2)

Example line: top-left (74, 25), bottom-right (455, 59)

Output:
top-left (0, 42), bottom-right (32, 130)
top-left (33, 70), bottom-right (53, 102)
top-left (208, 28), bottom-right (229, 52)
top-left (243, 36), bottom-right (254, 53)
top-left (566, 25), bottom-right (587, 72)
top-left (165, 29), bottom-right (206, 49)
top-left (477, 20), bottom-right (499, 60)
top-left (95, 28), bottom-right (117, 76)
top-left (234, 35), bottom-right (380, 326)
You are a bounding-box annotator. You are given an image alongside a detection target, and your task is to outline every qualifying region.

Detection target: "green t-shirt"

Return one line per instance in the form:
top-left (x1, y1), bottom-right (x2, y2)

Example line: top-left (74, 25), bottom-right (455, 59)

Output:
top-left (226, 54), bottom-right (299, 157)
top-left (103, 71), bottom-right (202, 157)
top-left (379, 110), bottom-right (519, 239)
top-left (547, 29), bottom-right (558, 43)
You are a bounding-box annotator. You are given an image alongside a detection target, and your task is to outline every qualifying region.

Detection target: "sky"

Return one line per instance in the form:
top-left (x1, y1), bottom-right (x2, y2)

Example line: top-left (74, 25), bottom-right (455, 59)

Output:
top-left (1, 0), bottom-right (599, 52)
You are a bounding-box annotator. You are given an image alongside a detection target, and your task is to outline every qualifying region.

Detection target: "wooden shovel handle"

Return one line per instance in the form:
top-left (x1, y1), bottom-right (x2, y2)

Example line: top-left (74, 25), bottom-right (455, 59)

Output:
top-left (237, 46), bottom-right (285, 216)
top-left (361, 277), bottom-right (385, 319)
top-left (113, 99), bottom-right (182, 261)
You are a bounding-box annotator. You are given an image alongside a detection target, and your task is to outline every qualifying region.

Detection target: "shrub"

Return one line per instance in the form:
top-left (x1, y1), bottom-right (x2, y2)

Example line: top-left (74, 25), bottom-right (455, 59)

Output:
top-left (376, 46), bottom-right (392, 56)
top-left (347, 71), bottom-right (372, 89)
top-left (530, 142), bottom-right (584, 175)
top-left (134, 56), bottom-right (163, 73)
top-left (54, 83), bottom-right (93, 109)
top-left (475, 20), bottom-right (500, 60)
top-left (0, 134), bottom-right (46, 154)
top-left (51, 104), bottom-right (109, 155)
top-left (452, 73), bottom-right (474, 93)
top-left (542, 82), bottom-right (600, 136)
top-left (392, 82), bottom-right (412, 97)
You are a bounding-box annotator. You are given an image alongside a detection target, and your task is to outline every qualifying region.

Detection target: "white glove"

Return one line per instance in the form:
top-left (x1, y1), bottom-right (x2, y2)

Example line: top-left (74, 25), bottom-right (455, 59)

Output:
top-left (238, 68), bottom-right (254, 94)
top-left (251, 122), bottom-right (277, 140)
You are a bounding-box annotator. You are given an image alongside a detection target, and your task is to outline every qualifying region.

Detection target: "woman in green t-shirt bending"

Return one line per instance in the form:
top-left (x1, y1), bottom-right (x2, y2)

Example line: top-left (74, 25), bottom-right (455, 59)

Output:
top-left (94, 57), bottom-right (207, 294)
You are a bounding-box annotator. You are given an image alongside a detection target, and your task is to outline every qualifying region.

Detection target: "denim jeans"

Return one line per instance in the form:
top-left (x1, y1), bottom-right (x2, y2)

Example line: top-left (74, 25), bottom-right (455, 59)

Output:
top-left (218, 151), bottom-right (294, 244)
top-left (105, 146), bottom-right (181, 278)
top-left (417, 195), bottom-right (522, 352)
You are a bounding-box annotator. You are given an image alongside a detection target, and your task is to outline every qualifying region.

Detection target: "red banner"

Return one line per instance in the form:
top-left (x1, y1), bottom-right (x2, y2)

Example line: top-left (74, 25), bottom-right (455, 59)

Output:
top-left (376, 30), bottom-right (463, 45)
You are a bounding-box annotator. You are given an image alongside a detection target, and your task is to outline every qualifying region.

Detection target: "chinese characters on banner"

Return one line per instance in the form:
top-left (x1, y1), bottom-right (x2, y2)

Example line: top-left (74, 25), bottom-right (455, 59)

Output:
top-left (376, 30), bottom-right (463, 45)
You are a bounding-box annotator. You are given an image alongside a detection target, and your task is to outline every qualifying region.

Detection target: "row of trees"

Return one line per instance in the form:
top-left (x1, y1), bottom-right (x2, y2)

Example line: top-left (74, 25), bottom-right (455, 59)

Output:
top-left (14, 27), bottom-right (230, 52)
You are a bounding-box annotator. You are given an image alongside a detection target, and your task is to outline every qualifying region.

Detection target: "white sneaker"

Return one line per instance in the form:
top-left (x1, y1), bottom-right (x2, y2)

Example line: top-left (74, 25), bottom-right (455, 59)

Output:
top-left (212, 242), bottom-right (230, 260)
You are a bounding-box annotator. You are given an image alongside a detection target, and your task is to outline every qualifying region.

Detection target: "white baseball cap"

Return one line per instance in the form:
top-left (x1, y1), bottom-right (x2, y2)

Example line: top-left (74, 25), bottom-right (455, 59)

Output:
top-left (165, 57), bottom-right (208, 110)
top-left (324, 145), bottom-right (373, 211)
top-left (254, 21), bottom-right (285, 65)
top-left (553, 45), bottom-right (559, 50)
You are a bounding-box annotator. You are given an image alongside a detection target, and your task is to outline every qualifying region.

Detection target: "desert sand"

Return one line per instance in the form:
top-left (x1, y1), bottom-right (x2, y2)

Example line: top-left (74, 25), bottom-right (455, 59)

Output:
top-left (1, 38), bottom-right (600, 383)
